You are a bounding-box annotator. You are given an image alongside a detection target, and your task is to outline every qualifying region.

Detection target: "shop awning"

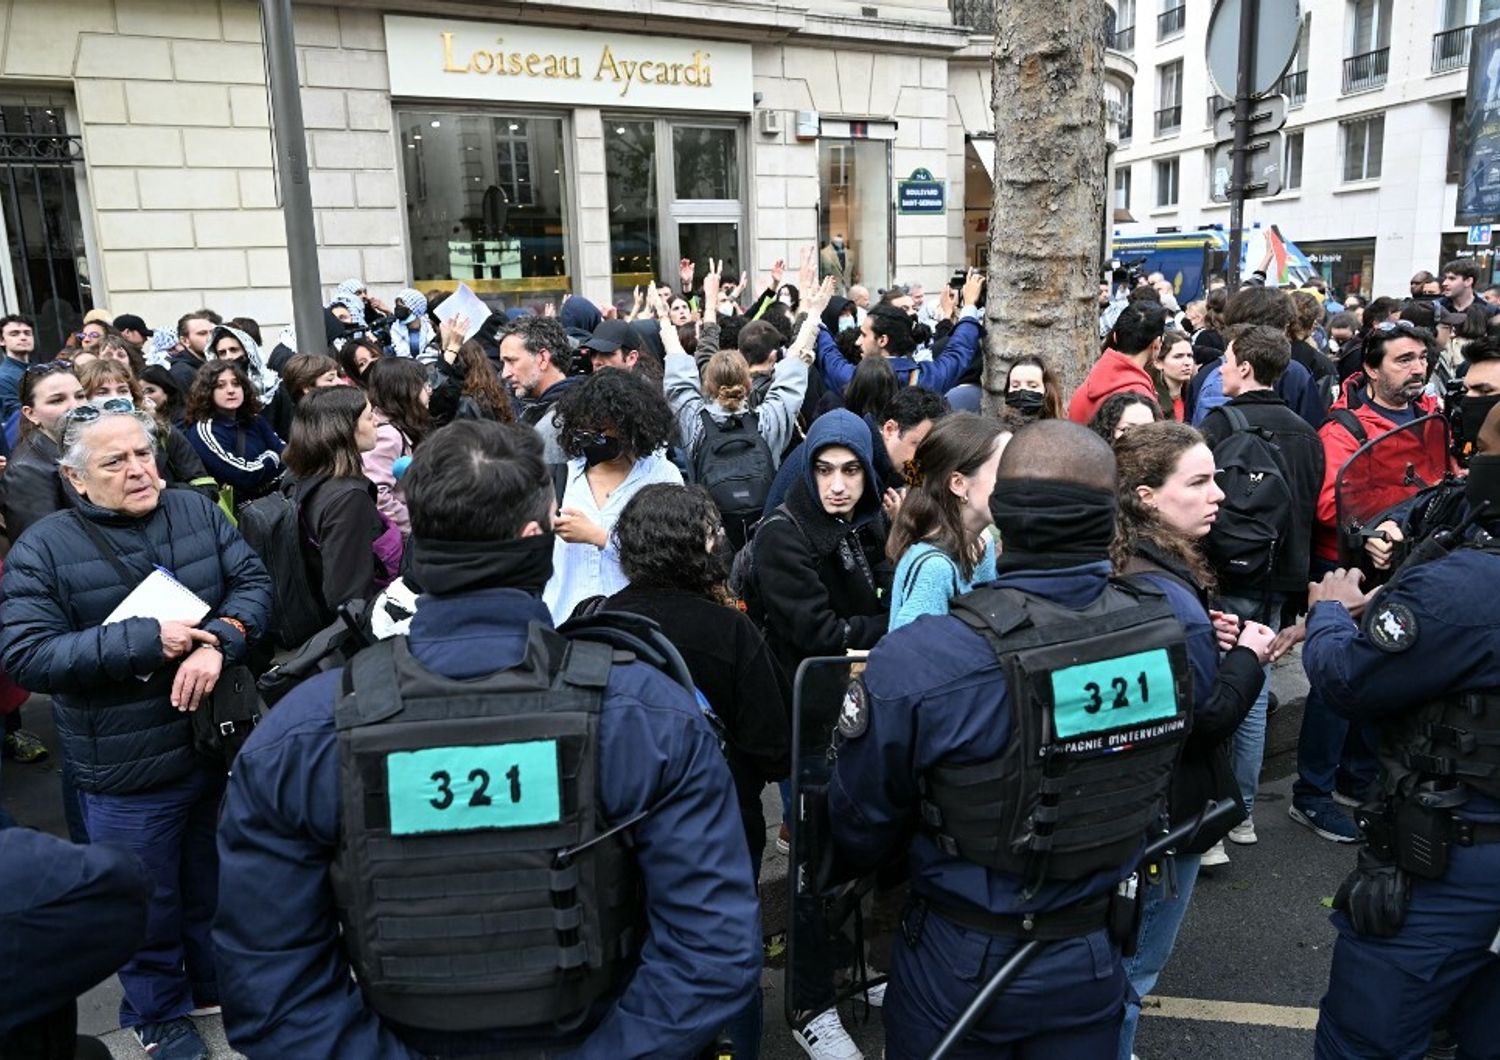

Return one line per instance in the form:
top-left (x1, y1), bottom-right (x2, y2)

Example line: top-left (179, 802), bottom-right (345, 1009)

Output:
top-left (968, 136), bottom-right (996, 185)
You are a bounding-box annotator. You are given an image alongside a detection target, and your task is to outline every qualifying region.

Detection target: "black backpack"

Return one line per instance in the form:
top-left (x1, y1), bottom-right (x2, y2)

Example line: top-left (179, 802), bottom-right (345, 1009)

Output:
top-left (237, 480), bottom-right (328, 650)
top-left (1205, 406), bottom-right (1295, 581)
top-left (691, 409), bottom-right (777, 550)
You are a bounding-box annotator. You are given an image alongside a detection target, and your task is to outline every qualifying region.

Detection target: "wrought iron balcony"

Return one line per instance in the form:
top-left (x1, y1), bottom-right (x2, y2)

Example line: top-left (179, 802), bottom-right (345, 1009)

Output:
top-left (1112, 24), bottom-right (1136, 52)
top-left (1432, 25), bottom-right (1474, 74)
top-left (1154, 104), bottom-right (1182, 136)
top-left (1342, 47), bottom-right (1389, 94)
top-left (1276, 68), bottom-right (1307, 108)
top-left (1157, 4), bottom-right (1186, 40)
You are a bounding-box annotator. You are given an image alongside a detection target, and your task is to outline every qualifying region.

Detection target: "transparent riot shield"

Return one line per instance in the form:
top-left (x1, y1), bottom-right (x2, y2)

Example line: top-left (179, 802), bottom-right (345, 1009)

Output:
top-left (1335, 413), bottom-right (1451, 567)
top-left (782, 654), bottom-right (889, 1032)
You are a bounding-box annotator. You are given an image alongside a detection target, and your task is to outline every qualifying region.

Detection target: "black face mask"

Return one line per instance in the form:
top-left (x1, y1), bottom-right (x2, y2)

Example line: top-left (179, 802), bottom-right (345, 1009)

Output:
top-left (1005, 389), bottom-right (1046, 417)
top-left (393, 302), bottom-right (412, 321)
top-left (1466, 455), bottom-right (1500, 529)
top-left (582, 436), bottom-right (623, 467)
top-left (1459, 394), bottom-right (1500, 454)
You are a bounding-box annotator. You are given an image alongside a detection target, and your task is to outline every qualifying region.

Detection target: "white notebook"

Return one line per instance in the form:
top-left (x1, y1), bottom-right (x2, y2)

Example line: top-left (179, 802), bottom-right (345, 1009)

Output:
top-left (105, 568), bottom-right (211, 626)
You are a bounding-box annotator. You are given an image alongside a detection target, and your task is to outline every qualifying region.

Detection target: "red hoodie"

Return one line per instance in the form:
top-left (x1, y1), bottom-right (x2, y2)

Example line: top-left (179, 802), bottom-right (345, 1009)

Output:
top-left (1067, 350), bottom-right (1157, 424)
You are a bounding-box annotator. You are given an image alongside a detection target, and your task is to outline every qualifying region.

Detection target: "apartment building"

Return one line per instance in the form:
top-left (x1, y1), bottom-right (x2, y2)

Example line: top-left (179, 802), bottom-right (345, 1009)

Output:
top-left (1111, 0), bottom-right (1493, 298)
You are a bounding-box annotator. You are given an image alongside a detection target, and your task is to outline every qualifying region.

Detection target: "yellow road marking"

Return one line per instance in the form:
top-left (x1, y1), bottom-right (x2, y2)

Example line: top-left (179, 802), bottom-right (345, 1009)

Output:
top-left (1144, 996), bottom-right (1320, 1031)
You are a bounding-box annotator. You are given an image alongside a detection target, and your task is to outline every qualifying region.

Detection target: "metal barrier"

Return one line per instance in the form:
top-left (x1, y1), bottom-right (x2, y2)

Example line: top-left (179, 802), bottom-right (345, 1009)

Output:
top-left (782, 654), bottom-right (887, 1030)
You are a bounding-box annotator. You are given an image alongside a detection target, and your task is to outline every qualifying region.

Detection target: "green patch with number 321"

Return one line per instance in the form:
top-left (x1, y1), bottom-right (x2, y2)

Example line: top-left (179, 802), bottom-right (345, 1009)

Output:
top-left (386, 740), bottom-right (562, 836)
top-left (1049, 649), bottom-right (1177, 740)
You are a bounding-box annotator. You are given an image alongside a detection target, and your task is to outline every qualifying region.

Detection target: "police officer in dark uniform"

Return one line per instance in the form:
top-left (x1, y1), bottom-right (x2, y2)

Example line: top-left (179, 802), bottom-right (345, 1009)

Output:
top-left (1302, 454), bottom-right (1500, 1059)
top-left (828, 421), bottom-right (1208, 1058)
top-left (212, 421), bottom-right (761, 1059)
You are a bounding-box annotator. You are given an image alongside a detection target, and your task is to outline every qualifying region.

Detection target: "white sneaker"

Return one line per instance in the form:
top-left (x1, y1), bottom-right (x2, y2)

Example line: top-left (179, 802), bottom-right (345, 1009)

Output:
top-left (793, 1007), bottom-right (864, 1060)
top-left (1199, 840), bottom-right (1230, 867)
top-left (1226, 819), bottom-right (1258, 845)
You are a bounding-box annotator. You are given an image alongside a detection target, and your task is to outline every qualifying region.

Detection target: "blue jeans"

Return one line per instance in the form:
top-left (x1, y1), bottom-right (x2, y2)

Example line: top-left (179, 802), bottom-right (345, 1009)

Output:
top-left (1294, 561), bottom-right (1379, 803)
top-left (1118, 853), bottom-right (1202, 1059)
top-left (80, 765), bottom-right (223, 1028)
top-left (1216, 590), bottom-right (1285, 819)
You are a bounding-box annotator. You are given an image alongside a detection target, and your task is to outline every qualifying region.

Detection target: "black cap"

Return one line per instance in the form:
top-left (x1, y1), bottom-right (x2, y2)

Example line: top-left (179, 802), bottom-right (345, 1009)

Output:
top-left (113, 313), bottom-right (149, 336)
top-left (583, 319), bottom-right (641, 355)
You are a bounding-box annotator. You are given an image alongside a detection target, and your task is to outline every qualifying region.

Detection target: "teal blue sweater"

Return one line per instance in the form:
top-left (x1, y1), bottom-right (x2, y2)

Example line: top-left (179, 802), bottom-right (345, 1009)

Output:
top-left (888, 536), bottom-right (998, 631)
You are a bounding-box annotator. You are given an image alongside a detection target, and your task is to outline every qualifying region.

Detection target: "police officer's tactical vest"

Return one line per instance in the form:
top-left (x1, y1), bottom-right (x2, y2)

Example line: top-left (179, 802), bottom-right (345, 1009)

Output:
top-left (922, 579), bottom-right (1192, 891)
top-left (330, 623), bottom-right (642, 1034)
top-left (1376, 541), bottom-right (1500, 803)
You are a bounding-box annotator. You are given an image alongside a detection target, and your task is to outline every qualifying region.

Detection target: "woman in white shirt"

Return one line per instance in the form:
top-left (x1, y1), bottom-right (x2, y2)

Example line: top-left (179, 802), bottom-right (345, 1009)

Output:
top-left (543, 368), bottom-right (683, 621)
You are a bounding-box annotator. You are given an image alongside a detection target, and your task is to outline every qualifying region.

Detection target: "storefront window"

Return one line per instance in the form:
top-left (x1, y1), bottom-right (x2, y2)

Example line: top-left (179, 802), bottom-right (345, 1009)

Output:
top-left (1439, 231), bottom-right (1500, 286)
top-left (819, 139), bottom-right (890, 295)
top-left (398, 110), bottom-right (570, 313)
top-left (673, 127), bottom-right (739, 199)
top-left (605, 119), bottom-right (744, 308)
top-left (1298, 238), bottom-right (1377, 300)
top-left (605, 120), bottom-right (660, 305)
top-left (964, 140), bottom-right (993, 269)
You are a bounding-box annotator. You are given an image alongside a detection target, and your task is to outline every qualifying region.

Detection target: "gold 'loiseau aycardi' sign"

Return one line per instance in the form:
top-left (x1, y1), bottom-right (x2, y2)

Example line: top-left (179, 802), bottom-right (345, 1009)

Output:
top-left (385, 15), bottom-right (753, 112)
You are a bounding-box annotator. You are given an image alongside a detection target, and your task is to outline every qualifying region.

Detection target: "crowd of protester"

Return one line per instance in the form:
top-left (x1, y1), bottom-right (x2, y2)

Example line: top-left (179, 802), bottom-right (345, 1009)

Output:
top-left (0, 248), bottom-right (1497, 1060)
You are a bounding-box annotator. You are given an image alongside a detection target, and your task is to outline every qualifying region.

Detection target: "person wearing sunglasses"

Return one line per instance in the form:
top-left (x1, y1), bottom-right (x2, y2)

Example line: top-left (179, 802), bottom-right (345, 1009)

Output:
top-left (0, 398), bottom-right (271, 1060)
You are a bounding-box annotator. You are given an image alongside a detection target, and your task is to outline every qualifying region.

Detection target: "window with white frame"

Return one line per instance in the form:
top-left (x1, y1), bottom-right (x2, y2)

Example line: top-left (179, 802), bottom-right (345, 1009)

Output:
top-left (1341, 114), bottom-right (1384, 182)
top-left (1155, 156), bottom-right (1180, 207)
top-left (1114, 165), bottom-right (1132, 211)
top-left (1350, 0), bottom-right (1393, 54)
top-left (1286, 131), bottom-right (1304, 190)
top-left (1439, 0), bottom-right (1476, 31)
top-left (1155, 60), bottom-right (1183, 134)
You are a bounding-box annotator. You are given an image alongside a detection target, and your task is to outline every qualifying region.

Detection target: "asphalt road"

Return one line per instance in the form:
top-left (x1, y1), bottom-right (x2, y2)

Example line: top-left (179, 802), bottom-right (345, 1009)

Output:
top-left (2, 649), bottom-right (1354, 1059)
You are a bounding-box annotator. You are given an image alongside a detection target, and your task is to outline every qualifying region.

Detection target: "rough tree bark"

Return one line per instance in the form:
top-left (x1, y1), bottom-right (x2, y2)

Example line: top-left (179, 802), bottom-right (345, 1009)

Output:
top-left (983, 5), bottom-right (1107, 413)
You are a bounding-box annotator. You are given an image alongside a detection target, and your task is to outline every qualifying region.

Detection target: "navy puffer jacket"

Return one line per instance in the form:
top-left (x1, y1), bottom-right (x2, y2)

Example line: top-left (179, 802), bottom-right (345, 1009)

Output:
top-left (0, 490), bottom-right (272, 795)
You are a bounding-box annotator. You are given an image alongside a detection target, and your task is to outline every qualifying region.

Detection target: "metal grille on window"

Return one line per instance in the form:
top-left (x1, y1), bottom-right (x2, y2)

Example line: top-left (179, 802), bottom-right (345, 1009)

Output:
top-left (0, 95), bottom-right (93, 356)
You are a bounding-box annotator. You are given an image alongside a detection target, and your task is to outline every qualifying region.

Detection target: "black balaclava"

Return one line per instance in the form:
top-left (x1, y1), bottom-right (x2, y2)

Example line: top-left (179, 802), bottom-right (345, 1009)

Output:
top-left (990, 478), bottom-right (1117, 571)
top-left (406, 533), bottom-right (555, 597)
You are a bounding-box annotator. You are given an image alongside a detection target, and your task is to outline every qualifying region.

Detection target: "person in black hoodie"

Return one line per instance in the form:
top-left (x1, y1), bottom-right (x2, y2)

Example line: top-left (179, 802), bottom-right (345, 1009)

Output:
top-left (750, 406), bottom-right (889, 1058)
top-left (283, 386), bottom-right (402, 620)
top-left (1198, 325), bottom-right (1324, 846)
top-left (1112, 421), bottom-right (1274, 1057)
top-left (605, 483), bottom-right (790, 876)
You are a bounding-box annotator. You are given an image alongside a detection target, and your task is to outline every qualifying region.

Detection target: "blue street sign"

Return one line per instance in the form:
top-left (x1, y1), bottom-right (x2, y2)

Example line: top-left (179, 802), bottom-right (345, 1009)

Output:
top-left (1469, 224), bottom-right (1494, 246)
top-left (897, 168), bottom-right (946, 215)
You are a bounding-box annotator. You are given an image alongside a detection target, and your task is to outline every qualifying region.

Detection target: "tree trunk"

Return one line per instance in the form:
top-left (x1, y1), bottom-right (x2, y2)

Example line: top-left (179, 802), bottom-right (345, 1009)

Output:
top-left (983, 6), bottom-right (1107, 414)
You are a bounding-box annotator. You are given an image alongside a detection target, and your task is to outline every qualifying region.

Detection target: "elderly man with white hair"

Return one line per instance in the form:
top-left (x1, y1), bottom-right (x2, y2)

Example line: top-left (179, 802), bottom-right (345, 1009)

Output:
top-left (0, 399), bottom-right (271, 1060)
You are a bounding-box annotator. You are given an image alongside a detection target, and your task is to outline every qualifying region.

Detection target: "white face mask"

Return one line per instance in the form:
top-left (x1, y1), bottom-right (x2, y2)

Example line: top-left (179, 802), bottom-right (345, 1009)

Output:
top-left (838, 316), bottom-right (856, 332)
top-left (779, 293), bottom-right (795, 307)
